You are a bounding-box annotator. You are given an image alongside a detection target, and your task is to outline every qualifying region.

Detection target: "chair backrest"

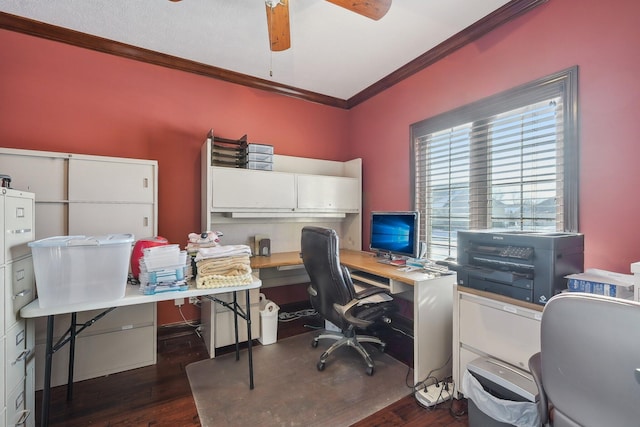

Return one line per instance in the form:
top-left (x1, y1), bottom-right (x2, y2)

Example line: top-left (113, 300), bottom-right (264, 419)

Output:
top-left (301, 226), bottom-right (355, 330)
top-left (540, 292), bottom-right (640, 426)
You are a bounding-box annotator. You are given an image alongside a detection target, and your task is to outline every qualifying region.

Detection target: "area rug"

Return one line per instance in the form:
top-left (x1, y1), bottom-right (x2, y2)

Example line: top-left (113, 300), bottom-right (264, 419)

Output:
top-left (186, 331), bottom-right (412, 427)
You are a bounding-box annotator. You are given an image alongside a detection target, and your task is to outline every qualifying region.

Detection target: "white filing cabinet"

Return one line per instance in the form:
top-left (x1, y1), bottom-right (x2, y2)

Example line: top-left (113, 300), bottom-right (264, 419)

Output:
top-left (0, 148), bottom-right (159, 391)
top-left (1, 188), bottom-right (36, 427)
top-left (452, 285), bottom-right (542, 399)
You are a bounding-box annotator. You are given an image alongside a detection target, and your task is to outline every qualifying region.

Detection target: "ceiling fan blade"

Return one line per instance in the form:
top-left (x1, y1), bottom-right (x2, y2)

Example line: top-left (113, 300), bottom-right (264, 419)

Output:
top-left (265, 0), bottom-right (291, 52)
top-left (325, 0), bottom-right (392, 21)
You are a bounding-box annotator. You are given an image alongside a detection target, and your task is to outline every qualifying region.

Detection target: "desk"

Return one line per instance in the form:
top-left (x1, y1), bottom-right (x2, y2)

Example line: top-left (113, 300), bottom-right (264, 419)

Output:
top-left (20, 280), bottom-right (261, 427)
top-left (251, 250), bottom-right (456, 407)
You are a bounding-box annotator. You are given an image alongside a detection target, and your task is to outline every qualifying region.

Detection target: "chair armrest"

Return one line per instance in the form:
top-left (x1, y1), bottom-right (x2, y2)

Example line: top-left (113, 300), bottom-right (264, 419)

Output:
top-left (333, 299), bottom-right (373, 328)
top-left (528, 352), bottom-right (549, 425)
top-left (354, 285), bottom-right (390, 300)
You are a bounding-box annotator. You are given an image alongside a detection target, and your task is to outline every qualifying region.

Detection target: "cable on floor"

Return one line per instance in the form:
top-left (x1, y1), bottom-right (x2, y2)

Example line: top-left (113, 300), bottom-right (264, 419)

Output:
top-left (278, 309), bottom-right (318, 322)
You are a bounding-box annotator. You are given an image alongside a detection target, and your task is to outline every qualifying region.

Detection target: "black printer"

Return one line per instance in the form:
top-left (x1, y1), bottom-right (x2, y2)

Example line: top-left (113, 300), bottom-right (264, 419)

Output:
top-left (455, 230), bottom-right (584, 305)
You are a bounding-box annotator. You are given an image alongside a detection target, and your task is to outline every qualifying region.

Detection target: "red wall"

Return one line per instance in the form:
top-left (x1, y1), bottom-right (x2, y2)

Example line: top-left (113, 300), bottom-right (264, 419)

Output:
top-left (349, 0), bottom-right (640, 273)
top-left (0, 29), bottom-right (349, 324)
top-left (2, 0), bottom-right (640, 323)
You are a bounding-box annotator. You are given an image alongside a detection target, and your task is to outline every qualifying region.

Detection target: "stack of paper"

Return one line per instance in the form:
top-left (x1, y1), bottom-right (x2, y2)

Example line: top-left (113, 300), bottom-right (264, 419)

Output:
top-left (138, 244), bottom-right (189, 294)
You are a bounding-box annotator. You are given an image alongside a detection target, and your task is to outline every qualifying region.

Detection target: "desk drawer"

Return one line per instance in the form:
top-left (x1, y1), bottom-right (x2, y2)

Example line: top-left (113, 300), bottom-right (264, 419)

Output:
top-left (459, 294), bottom-right (541, 371)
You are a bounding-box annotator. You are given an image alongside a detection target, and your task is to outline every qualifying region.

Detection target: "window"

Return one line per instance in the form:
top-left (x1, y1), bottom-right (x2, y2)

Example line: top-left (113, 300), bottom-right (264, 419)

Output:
top-left (411, 67), bottom-right (579, 260)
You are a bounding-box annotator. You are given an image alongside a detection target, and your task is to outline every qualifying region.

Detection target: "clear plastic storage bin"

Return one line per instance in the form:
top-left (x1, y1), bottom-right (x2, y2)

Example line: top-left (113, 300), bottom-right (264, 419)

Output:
top-left (29, 234), bottom-right (134, 308)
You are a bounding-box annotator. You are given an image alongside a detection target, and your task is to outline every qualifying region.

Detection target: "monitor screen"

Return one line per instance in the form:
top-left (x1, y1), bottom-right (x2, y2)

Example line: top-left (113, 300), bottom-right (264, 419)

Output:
top-left (369, 211), bottom-right (420, 259)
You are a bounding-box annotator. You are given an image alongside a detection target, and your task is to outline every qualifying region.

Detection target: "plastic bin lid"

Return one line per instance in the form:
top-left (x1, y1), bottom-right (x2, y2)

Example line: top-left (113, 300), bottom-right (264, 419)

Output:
top-left (29, 234), bottom-right (135, 247)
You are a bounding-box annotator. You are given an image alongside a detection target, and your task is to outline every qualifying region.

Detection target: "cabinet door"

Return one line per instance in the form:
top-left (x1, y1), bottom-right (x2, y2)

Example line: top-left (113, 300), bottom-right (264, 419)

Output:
top-left (68, 203), bottom-right (154, 238)
top-left (0, 154), bottom-right (66, 201)
top-left (68, 159), bottom-right (155, 203)
top-left (296, 175), bottom-right (360, 212)
top-left (211, 168), bottom-right (295, 211)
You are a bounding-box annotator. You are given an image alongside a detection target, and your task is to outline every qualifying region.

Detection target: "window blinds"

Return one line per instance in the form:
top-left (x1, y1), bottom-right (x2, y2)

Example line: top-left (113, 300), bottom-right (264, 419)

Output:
top-left (411, 67), bottom-right (578, 259)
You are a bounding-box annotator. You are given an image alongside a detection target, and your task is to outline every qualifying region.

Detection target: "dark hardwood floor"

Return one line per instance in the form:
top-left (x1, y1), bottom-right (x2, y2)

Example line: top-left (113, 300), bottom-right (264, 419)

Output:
top-left (37, 306), bottom-right (469, 426)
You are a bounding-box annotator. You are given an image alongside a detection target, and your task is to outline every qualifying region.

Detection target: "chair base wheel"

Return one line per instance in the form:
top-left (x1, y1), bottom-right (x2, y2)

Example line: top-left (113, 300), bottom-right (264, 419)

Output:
top-left (317, 361), bottom-right (325, 371)
top-left (366, 366), bottom-right (375, 376)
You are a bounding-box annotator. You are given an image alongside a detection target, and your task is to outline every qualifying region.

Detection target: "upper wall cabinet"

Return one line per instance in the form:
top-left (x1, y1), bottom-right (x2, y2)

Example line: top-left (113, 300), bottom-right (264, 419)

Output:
top-left (201, 137), bottom-right (362, 222)
top-left (210, 168), bottom-right (296, 212)
top-left (296, 174), bottom-right (360, 212)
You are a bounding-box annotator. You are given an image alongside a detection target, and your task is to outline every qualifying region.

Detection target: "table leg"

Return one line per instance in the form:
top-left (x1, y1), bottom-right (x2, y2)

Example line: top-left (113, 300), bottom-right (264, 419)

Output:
top-left (67, 312), bottom-right (77, 401)
top-left (233, 291), bottom-right (240, 361)
top-left (41, 315), bottom-right (54, 427)
top-left (246, 289), bottom-right (254, 390)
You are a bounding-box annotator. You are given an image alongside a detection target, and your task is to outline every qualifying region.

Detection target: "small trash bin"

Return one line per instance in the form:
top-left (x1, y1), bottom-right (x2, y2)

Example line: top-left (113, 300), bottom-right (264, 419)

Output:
top-left (258, 293), bottom-right (280, 345)
top-left (463, 357), bottom-right (540, 427)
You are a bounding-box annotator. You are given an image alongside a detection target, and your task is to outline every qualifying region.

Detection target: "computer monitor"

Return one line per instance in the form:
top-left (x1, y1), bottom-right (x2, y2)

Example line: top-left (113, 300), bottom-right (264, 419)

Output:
top-left (369, 211), bottom-right (420, 259)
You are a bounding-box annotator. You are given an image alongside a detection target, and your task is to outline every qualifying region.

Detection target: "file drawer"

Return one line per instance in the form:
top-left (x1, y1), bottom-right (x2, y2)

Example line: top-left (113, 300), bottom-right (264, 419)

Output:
top-left (4, 257), bottom-right (35, 330)
top-left (6, 378), bottom-right (30, 427)
top-left (5, 321), bottom-right (30, 394)
top-left (3, 190), bottom-right (35, 264)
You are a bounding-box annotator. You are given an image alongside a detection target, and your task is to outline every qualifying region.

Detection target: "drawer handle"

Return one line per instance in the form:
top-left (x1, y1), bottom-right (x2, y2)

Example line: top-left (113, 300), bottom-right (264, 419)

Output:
top-left (11, 349), bottom-right (32, 366)
top-left (9, 228), bottom-right (32, 234)
top-left (13, 288), bottom-right (32, 300)
top-left (14, 409), bottom-right (31, 426)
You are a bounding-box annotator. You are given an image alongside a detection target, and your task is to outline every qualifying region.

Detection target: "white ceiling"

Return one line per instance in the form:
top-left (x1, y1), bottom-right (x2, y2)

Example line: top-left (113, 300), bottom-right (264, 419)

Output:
top-left (1, 0), bottom-right (512, 100)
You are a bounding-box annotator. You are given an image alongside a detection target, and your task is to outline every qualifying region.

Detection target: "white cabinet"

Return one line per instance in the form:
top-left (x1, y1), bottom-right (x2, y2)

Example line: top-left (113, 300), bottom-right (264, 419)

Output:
top-left (200, 288), bottom-right (260, 356)
top-left (210, 168), bottom-right (296, 211)
top-left (452, 285), bottom-right (542, 398)
top-left (296, 174), bottom-right (359, 212)
top-left (0, 148), bottom-right (159, 392)
top-left (1, 189), bottom-right (36, 427)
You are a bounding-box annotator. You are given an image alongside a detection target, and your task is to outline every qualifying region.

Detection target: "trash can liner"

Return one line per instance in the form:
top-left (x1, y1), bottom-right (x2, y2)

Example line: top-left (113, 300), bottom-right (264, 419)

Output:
top-left (463, 370), bottom-right (540, 427)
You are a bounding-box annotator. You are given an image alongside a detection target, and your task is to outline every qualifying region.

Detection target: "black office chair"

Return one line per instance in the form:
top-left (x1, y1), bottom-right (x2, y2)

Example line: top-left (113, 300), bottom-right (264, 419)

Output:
top-left (528, 292), bottom-right (640, 427)
top-left (300, 226), bottom-right (396, 376)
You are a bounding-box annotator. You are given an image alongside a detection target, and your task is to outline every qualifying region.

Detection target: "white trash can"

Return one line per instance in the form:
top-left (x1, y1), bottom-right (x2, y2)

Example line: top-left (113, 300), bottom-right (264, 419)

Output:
top-left (258, 293), bottom-right (280, 345)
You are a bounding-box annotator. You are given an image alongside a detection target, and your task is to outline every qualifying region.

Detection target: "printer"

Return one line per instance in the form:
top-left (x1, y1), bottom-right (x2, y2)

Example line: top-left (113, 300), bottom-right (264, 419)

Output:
top-left (455, 230), bottom-right (584, 305)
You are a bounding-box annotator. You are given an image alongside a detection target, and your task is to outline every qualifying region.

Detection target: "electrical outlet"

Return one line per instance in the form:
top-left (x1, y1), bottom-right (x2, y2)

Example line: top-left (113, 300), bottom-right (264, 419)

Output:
top-left (189, 296), bottom-right (199, 305)
top-left (174, 298), bottom-right (184, 307)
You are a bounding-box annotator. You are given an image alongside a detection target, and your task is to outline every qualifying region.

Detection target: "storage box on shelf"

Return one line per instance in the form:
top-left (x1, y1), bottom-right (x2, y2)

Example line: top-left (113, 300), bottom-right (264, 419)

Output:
top-left (566, 269), bottom-right (634, 299)
top-left (28, 234), bottom-right (134, 308)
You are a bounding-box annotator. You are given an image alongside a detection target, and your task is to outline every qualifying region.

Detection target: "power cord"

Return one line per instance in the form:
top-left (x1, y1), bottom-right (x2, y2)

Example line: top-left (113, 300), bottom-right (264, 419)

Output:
top-left (278, 309), bottom-right (318, 322)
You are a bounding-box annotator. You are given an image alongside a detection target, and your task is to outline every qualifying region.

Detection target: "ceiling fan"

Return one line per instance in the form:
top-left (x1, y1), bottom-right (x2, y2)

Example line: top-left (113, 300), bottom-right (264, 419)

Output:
top-left (265, 0), bottom-right (392, 51)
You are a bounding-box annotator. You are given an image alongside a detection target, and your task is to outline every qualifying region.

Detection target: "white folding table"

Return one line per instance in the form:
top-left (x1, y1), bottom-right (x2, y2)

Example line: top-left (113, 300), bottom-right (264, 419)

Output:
top-left (20, 279), bottom-right (262, 427)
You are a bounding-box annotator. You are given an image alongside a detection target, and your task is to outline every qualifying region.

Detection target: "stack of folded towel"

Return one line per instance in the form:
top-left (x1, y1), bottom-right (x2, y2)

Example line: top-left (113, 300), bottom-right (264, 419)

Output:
top-left (194, 244), bottom-right (253, 288)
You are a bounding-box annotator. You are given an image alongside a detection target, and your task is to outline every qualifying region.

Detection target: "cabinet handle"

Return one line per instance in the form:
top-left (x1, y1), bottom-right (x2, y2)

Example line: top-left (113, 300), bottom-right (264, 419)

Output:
top-left (16, 207), bottom-right (25, 218)
top-left (143, 216), bottom-right (149, 227)
top-left (13, 288), bottom-right (32, 300)
top-left (143, 177), bottom-right (149, 188)
top-left (9, 228), bottom-right (32, 234)
top-left (14, 409), bottom-right (31, 426)
top-left (11, 348), bottom-right (32, 366)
